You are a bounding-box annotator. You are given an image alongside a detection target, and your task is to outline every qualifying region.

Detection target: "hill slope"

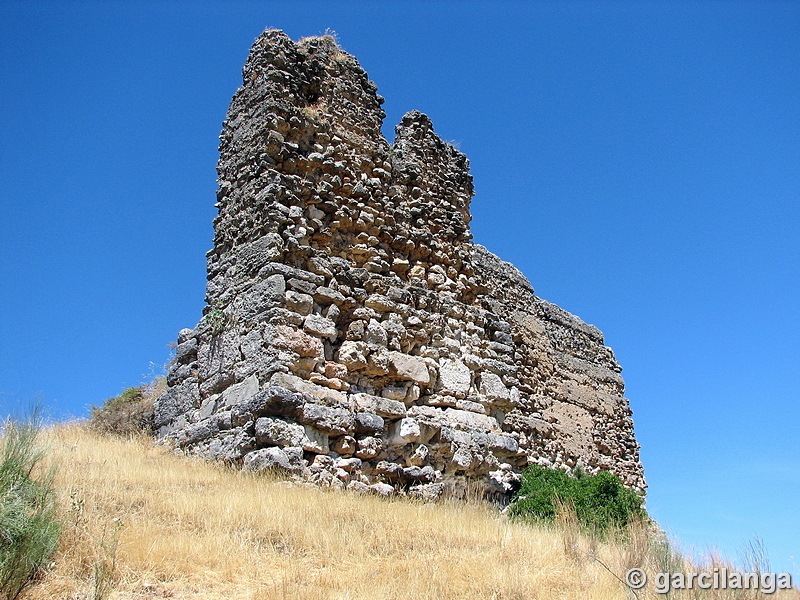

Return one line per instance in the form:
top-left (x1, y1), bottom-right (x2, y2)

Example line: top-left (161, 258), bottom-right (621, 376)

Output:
top-left (24, 425), bottom-right (795, 600)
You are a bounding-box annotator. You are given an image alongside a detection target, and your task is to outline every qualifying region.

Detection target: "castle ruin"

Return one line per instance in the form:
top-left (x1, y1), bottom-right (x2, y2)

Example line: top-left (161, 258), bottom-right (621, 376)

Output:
top-left (153, 30), bottom-right (646, 499)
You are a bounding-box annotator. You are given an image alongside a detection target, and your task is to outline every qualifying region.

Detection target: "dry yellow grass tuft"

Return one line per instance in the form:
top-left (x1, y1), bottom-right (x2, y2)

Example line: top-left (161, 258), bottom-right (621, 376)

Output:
top-left (24, 425), bottom-right (798, 600)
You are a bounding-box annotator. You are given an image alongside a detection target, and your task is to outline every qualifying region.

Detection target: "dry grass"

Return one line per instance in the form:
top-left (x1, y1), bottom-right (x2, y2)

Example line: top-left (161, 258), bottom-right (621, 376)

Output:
top-left (88, 377), bottom-right (166, 436)
top-left (22, 425), bottom-right (799, 600)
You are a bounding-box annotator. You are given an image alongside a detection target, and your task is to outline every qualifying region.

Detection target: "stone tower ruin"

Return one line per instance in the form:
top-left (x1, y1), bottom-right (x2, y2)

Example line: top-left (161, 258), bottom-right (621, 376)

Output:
top-left (154, 30), bottom-right (646, 499)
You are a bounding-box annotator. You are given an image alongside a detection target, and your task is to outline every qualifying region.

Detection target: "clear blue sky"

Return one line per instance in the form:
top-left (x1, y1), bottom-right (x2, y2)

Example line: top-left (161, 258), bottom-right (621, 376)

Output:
top-left (1, 0), bottom-right (797, 577)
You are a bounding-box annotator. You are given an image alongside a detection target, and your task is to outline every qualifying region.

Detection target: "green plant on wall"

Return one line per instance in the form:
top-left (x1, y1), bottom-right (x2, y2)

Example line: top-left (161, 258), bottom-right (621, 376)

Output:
top-left (205, 301), bottom-right (226, 335)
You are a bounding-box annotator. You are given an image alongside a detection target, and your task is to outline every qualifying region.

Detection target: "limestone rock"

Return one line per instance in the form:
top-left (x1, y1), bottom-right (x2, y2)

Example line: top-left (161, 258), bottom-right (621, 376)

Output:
top-left (337, 341), bottom-right (368, 370)
top-left (243, 446), bottom-right (305, 474)
top-left (350, 393), bottom-right (406, 419)
top-left (304, 314), bottom-right (338, 340)
top-left (386, 417), bottom-right (421, 446)
top-left (254, 416), bottom-right (329, 454)
top-left (437, 358), bottom-right (471, 397)
top-left (387, 351), bottom-right (430, 385)
top-left (299, 403), bottom-right (355, 436)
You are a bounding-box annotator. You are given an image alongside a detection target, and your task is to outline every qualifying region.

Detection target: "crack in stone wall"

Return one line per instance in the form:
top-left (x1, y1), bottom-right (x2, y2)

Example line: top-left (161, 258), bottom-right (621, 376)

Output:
top-left (154, 30), bottom-right (646, 500)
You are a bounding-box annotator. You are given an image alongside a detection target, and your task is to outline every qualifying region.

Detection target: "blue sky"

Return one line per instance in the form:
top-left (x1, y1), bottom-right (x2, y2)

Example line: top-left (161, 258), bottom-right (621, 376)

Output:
top-left (1, 0), bottom-right (798, 577)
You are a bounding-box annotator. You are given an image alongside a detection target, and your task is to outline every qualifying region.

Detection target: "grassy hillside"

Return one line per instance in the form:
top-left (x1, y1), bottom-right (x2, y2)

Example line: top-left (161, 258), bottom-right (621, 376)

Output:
top-left (13, 425), bottom-right (797, 599)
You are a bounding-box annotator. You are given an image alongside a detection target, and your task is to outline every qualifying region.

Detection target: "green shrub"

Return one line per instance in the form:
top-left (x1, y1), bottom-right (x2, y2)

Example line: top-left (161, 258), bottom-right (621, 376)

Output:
top-left (0, 414), bottom-right (61, 600)
top-left (89, 377), bottom-right (165, 436)
top-left (509, 465), bottom-right (645, 533)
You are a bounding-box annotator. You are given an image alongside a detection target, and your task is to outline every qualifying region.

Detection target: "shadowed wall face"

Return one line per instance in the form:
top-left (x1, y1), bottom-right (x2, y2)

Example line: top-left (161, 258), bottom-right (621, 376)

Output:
top-left (154, 29), bottom-right (645, 498)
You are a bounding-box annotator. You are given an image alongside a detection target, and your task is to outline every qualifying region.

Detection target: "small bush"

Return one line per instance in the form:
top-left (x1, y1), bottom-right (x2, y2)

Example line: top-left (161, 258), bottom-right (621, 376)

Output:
top-left (509, 465), bottom-right (645, 533)
top-left (0, 414), bottom-right (60, 600)
top-left (89, 377), bottom-right (165, 436)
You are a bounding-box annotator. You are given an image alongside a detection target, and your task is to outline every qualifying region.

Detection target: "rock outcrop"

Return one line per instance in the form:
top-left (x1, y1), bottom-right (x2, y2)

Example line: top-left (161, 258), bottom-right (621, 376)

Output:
top-left (154, 30), bottom-right (646, 499)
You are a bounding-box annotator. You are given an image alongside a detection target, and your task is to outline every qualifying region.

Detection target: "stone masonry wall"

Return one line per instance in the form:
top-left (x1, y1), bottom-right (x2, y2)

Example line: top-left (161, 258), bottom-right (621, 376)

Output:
top-left (154, 30), bottom-right (646, 500)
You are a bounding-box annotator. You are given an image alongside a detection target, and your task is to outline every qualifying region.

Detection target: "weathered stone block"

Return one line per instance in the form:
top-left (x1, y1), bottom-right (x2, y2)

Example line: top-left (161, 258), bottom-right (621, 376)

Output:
top-left (437, 358), bottom-right (471, 397)
top-left (270, 372), bottom-right (348, 404)
top-left (350, 393), bottom-right (406, 419)
top-left (239, 274), bottom-right (286, 318)
top-left (230, 385), bottom-right (304, 425)
top-left (386, 417), bottom-right (421, 445)
top-left (324, 361), bottom-right (348, 379)
top-left (299, 403), bottom-right (355, 436)
top-left (313, 286), bottom-right (345, 305)
top-left (205, 427), bottom-right (256, 462)
top-left (336, 340), bottom-right (368, 370)
top-left (331, 435), bottom-right (357, 455)
top-left (442, 408), bottom-right (499, 432)
top-left (355, 436), bottom-right (383, 460)
top-left (364, 318), bottom-right (388, 347)
top-left (366, 350), bottom-right (390, 376)
top-left (237, 234), bottom-right (284, 274)
top-left (243, 446), bottom-right (305, 473)
top-left (335, 456), bottom-right (362, 472)
top-left (387, 351), bottom-right (430, 385)
top-left (365, 294), bottom-right (396, 312)
top-left (255, 417), bottom-right (305, 446)
top-left (154, 379), bottom-right (199, 429)
top-left (175, 337), bottom-right (198, 361)
top-left (380, 384), bottom-right (407, 401)
top-left (479, 372), bottom-right (510, 403)
top-left (285, 290), bottom-right (314, 315)
top-left (221, 374), bottom-right (259, 409)
top-left (354, 412), bottom-right (385, 435)
top-left (268, 325), bottom-right (324, 358)
top-left (303, 313), bottom-right (338, 340)
top-left (487, 433), bottom-right (519, 457)
top-left (255, 416), bottom-right (329, 454)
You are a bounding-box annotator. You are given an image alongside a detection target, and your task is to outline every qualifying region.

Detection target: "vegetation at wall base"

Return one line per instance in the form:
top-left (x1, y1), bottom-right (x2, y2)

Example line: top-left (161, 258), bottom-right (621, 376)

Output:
top-left (509, 464), bottom-right (646, 533)
top-left (0, 414), bottom-right (60, 600)
top-left (89, 377), bottom-right (166, 436)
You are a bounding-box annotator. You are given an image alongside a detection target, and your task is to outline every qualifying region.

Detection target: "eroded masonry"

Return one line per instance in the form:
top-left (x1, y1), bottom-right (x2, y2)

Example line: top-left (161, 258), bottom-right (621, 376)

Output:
top-left (154, 30), bottom-right (646, 499)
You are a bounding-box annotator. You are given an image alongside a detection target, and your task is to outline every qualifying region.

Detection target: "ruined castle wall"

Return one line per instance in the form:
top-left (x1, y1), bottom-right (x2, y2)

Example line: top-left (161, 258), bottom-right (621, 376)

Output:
top-left (154, 30), bottom-right (646, 498)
